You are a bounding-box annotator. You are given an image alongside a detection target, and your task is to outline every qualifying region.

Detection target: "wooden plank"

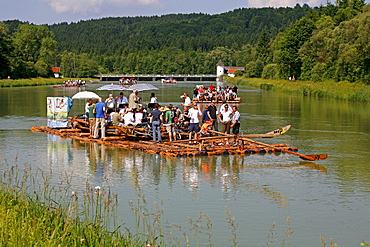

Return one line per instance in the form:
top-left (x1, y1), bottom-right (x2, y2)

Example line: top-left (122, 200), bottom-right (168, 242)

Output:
top-left (60, 129), bottom-right (81, 132)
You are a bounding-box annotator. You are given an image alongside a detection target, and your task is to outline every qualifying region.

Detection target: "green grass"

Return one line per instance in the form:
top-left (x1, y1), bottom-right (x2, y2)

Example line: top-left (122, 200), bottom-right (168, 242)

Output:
top-left (0, 163), bottom-right (152, 247)
top-left (0, 78), bottom-right (97, 87)
top-left (227, 77), bottom-right (370, 103)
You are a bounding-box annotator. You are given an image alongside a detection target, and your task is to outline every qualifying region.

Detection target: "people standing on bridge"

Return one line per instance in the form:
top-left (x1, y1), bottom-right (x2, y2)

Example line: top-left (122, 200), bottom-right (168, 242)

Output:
top-left (94, 98), bottom-right (106, 139)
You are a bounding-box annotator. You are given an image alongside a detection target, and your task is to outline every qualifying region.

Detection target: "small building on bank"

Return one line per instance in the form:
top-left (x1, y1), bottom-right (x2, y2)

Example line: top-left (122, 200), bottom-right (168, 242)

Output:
top-left (52, 67), bottom-right (60, 78)
top-left (216, 60), bottom-right (245, 78)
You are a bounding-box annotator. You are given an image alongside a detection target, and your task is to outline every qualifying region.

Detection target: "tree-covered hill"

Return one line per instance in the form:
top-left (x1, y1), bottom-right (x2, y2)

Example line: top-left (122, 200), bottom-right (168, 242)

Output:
top-left (3, 1), bottom-right (369, 83)
top-left (46, 5), bottom-right (311, 55)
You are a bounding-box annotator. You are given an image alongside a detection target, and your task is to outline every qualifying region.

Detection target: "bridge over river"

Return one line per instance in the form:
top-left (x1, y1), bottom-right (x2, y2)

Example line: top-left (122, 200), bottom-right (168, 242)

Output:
top-left (96, 74), bottom-right (218, 82)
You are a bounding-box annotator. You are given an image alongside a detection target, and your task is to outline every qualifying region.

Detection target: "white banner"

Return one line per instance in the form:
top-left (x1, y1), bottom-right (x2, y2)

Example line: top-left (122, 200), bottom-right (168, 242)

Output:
top-left (47, 97), bottom-right (71, 128)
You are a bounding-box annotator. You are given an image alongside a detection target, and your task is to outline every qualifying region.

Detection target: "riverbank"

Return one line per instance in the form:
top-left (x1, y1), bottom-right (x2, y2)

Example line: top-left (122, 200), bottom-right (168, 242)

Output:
top-left (0, 78), bottom-right (98, 87)
top-left (0, 164), bottom-right (151, 246)
top-left (226, 77), bottom-right (370, 103)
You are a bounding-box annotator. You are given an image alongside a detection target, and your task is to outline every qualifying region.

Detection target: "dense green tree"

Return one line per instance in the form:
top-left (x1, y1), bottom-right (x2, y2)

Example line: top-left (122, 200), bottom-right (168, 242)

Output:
top-left (272, 15), bottom-right (317, 79)
top-left (255, 30), bottom-right (271, 64)
top-left (299, 2), bottom-right (368, 83)
top-left (206, 47), bottom-right (234, 66)
top-left (261, 63), bottom-right (280, 79)
top-left (60, 51), bottom-right (76, 77)
top-left (11, 24), bottom-right (57, 78)
top-left (0, 23), bottom-right (12, 79)
top-left (75, 53), bottom-right (100, 77)
top-left (234, 44), bottom-right (255, 67)
top-left (245, 61), bottom-right (258, 78)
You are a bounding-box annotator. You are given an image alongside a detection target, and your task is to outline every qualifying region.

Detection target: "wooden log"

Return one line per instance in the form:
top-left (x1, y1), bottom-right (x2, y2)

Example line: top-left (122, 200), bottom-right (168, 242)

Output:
top-left (60, 129), bottom-right (81, 132)
top-left (102, 136), bottom-right (127, 141)
top-left (30, 125), bottom-right (301, 158)
top-left (78, 133), bottom-right (91, 136)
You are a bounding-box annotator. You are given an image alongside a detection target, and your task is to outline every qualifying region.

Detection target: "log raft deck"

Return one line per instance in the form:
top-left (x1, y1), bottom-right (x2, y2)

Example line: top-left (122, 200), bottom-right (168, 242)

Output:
top-left (30, 123), bottom-right (298, 158)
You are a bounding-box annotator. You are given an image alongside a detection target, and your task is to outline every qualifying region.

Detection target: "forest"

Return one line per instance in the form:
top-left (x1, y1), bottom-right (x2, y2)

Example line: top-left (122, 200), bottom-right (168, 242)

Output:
top-left (1, 0), bottom-right (369, 84)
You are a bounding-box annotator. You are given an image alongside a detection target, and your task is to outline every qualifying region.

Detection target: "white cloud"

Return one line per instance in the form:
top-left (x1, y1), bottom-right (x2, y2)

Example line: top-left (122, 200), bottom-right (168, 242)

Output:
top-left (40, 0), bottom-right (161, 14)
top-left (247, 0), bottom-right (325, 8)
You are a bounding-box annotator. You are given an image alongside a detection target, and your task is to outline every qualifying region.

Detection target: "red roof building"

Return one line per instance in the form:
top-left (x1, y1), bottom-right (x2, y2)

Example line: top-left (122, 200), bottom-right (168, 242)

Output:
top-left (52, 67), bottom-right (60, 73)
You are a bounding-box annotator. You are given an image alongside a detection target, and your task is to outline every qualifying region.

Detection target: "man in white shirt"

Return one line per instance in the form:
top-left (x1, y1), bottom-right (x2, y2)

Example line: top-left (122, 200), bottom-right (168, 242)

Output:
top-left (231, 106), bottom-right (241, 141)
top-left (187, 103), bottom-right (202, 144)
top-left (181, 92), bottom-right (192, 107)
top-left (85, 99), bottom-right (92, 117)
top-left (123, 108), bottom-right (135, 126)
top-left (218, 104), bottom-right (233, 135)
top-left (105, 94), bottom-right (115, 109)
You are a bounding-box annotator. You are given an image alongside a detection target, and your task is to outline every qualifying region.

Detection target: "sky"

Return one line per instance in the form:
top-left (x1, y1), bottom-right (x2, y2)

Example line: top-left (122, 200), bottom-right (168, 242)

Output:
top-left (1, 0), bottom-right (369, 25)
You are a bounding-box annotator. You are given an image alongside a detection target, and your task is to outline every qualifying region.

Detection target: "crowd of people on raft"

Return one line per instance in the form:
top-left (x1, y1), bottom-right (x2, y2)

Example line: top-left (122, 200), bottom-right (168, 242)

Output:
top-left (192, 84), bottom-right (239, 102)
top-left (119, 78), bottom-right (137, 85)
top-left (85, 88), bottom-right (241, 144)
top-left (63, 80), bottom-right (86, 87)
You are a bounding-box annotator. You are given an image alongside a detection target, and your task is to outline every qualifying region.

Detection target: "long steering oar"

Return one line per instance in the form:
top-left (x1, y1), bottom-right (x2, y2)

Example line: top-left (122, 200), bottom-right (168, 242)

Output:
top-left (207, 125), bottom-right (291, 139)
top-left (243, 137), bottom-right (327, 161)
top-left (212, 130), bottom-right (327, 161)
top-left (169, 125), bottom-right (291, 144)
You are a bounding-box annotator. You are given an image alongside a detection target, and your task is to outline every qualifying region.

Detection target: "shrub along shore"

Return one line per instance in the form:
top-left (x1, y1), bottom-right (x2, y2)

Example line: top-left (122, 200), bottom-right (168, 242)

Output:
top-left (0, 78), bottom-right (98, 87)
top-left (0, 78), bottom-right (64, 87)
top-left (227, 77), bottom-right (370, 104)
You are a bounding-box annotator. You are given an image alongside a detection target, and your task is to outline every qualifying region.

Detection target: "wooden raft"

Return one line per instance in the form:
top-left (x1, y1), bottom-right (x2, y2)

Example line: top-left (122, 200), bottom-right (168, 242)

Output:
top-left (30, 126), bottom-right (298, 157)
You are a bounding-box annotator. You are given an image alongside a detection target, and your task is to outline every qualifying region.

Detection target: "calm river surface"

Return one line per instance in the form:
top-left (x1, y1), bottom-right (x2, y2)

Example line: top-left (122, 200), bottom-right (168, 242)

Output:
top-left (1, 81), bottom-right (370, 246)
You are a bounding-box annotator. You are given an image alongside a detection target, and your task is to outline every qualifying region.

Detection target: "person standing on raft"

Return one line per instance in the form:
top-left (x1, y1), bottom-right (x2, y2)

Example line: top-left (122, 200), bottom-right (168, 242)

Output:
top-left (149, 103), bottom-right (163, 143)
top-left (187, 103), bottom-right (202, 144)
top-left (94, 98), bottom-right (106, 139)
top-left (231, 106), bottom-right (241, 142)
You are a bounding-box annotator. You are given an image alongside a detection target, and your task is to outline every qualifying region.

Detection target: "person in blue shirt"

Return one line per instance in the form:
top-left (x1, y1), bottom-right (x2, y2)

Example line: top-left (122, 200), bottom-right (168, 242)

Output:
top-left (94, 98), bottom-right (106, 139)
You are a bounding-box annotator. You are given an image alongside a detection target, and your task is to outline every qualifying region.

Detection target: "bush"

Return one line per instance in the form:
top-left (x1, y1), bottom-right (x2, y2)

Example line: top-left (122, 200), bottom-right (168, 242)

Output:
top-left (262, 64), bottom-right (279, 79)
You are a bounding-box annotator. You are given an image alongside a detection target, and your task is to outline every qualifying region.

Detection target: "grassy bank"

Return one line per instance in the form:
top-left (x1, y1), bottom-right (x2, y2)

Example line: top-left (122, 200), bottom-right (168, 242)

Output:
top-left (0, 190), bottom-right (147, 246)
top-left (0, 78), bottom-right (64, 87)
top-left (227, 77), bottom-right (370, 103)
top-left (0, 78), bottom-right (98, 87)
top-left (0, 164), bottom-right (152, 246)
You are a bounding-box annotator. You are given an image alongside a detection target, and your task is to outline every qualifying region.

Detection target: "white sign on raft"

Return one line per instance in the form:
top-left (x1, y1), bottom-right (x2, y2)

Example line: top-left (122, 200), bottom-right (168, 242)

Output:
top-left (47, 97), bottom-right (73, 128)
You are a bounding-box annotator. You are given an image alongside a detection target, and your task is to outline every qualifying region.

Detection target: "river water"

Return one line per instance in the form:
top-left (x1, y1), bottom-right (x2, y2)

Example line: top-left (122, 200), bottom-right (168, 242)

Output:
top-left (0, 81), bottom-right (369, 246)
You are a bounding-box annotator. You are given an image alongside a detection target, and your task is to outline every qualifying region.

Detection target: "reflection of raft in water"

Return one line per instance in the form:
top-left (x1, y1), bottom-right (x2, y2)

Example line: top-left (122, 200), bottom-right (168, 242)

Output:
top-left (30, 122), bottom-right (327, 161)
